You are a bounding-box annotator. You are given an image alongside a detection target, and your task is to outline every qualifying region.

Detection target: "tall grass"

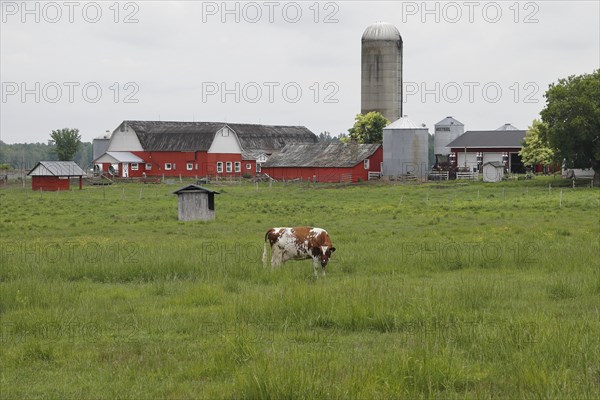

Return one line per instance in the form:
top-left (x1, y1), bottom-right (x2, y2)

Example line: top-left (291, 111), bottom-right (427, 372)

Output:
top-left (1, 178), bottom-right (599, 398)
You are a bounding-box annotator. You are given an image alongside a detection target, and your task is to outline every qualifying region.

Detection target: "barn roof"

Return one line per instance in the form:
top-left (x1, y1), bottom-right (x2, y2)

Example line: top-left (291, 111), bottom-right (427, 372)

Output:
top-left (447, 130), bottom-right (526, 149)
top-left (262, 143), bottom-right (381, 168)
top-left (27, 161), bottom-right (85, 177)
top-left (121, 121), bottom-right (317, 153)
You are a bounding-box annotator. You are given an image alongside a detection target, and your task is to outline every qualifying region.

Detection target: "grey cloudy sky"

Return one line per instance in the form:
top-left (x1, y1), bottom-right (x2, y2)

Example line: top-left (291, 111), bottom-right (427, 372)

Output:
top-left (1, 0), bottom-right (598, 143)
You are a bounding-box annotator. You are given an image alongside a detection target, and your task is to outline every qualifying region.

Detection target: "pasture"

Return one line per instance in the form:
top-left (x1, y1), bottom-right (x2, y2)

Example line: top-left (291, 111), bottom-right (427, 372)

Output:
top-left (0, 178), bottom-right (598, 399)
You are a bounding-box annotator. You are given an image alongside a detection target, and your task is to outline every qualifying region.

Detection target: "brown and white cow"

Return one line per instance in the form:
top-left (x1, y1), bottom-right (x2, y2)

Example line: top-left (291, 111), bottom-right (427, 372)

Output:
top-left (262, 227), bottom-right (336, 276)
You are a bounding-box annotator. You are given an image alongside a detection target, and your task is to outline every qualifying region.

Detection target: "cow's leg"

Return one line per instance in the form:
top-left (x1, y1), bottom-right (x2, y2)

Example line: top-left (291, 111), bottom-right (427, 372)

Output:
top-left (262, 242), bottom-right (268, 268)
top-left (321, 265), bottom-right (326, 277)
top-left (271, 247), bottom-right (282, 269)
top-left (313, 257), bottom-right (319, 277)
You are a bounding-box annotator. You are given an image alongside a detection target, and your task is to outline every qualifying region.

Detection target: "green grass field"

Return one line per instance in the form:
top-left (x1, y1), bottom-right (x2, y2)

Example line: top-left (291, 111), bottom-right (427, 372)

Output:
top-left (1, 177), bottom-right (599, 399)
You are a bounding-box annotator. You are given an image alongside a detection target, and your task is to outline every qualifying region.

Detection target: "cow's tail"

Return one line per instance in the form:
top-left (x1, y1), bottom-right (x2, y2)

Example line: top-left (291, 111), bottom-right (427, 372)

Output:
top-left (262, 230), bottom-right (269, 268)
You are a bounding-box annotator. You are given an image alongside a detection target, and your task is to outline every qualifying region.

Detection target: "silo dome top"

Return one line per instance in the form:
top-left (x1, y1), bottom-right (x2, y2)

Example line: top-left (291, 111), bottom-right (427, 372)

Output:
top-left (362, 22), bottom-right (402, 42)
top-left (385, 116), bottom-right (426, 130)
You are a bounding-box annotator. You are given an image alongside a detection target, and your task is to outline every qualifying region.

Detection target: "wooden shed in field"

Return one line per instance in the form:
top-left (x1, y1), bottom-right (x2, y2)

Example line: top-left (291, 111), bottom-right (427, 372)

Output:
top-left (27, 161), bottom-right (85, 191)
top-left (173, 184), bottom-right (220, 221)
top-left (483, 161), bottom-right (505, 182)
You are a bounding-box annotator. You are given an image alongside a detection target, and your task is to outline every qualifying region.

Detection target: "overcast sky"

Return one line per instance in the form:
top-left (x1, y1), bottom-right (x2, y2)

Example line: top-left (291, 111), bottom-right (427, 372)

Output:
top-left (1, 0), bottom-right (598, 144)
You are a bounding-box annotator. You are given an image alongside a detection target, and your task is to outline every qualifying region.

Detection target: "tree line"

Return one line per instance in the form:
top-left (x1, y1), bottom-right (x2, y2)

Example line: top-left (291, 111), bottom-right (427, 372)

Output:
top-left (0, 139), bottom-right (92, 171)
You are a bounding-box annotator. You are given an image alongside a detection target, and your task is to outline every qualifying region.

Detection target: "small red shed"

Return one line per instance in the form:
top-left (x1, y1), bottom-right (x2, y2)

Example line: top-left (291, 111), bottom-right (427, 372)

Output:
top-left (27, 161), bottom-right (85, 191)
top-left (261, 143), bottom-right (383, 183)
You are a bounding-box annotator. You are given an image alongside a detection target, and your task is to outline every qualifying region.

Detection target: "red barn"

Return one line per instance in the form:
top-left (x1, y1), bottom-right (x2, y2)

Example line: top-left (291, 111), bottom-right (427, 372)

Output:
top-left (93, 121), bottom-right (317, 179)
top-left (27, 161), bottom-right (85, 191)
top-left (261, 143), bottom-right (383, 183)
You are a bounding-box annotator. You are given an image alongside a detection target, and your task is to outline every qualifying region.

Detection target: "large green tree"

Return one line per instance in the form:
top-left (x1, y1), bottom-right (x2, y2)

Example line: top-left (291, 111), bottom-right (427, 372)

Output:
top-left (540, 69), bottom-right (600, 184)
top-left (519, 119), bottom-right (555, 168)
top-left (49, 128), bottom-right (81, 161)
top-left (347, 112), bottom-right (390, 144)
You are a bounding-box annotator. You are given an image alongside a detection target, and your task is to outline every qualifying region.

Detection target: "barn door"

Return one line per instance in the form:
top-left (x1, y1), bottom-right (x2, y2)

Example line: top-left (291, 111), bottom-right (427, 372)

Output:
top-left (122, 163), bottom-right (129, 178)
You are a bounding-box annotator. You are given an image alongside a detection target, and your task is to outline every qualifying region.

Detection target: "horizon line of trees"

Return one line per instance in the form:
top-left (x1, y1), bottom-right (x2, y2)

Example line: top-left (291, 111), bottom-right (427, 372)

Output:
top-left (0, 140), bottom-right (92, 171)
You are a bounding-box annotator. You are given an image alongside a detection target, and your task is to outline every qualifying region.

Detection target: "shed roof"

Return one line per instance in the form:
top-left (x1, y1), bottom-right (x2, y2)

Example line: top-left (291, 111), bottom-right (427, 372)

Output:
top-left (447, 130), bottom-right (526, 148)
top-left (172, 184), bottom-right (220, 195)
top-left (484, 161), bottom-right (505, 168)
top-left (262, 143), bottom-right (381, 168)
top-left (27, 161), bottom-right (85, 177)
top-left (120, 121), bottom-right (317, 153)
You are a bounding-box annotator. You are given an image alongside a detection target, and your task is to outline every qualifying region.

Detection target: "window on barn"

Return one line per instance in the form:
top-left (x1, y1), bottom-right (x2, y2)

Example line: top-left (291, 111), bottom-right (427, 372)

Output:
top-left (165, 163), bottom-right (172, 170)
top-left (246, 163), bottom-right (252, 170)
top-left (234, 162), bottom-right (241, 173)
top-left (186, 163), bottom-right (193, 171)
top-left (216, 162), bottom-right (223, 173)
top-left (131, 163), bottom-right (139, 171)
top-left (145, 163), bottom-right (152, 170)
top-left (364, 159), bottom-right (370, 169)
top-left (226, 162), bottom-right (232, 173)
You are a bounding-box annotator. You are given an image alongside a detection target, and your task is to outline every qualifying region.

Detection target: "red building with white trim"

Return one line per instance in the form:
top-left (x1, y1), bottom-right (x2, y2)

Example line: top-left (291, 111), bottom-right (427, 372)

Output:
top-left (261, 143), bottom-right (383, 183)
top-left (93, 121), bottom-right (318, 179)
top-left (27, 161), bottom-right (85, 191)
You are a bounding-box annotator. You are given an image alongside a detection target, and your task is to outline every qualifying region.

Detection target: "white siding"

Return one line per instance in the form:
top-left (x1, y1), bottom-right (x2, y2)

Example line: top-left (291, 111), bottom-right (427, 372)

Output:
top-left (456, 152), bottom-right (478, 171)
top-left (107, 124), bottom-right (143, 152)
top-left (208, 126), bottom-right (242, 154)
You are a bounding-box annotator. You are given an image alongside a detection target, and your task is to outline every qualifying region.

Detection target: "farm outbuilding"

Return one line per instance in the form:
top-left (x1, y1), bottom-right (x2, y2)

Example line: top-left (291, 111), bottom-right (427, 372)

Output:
top-left (261, 143), bottom-right (383, 183)
top-left (383, 116), bottom-right (429, 179)
top-left (483, 161), bottom-right (505, 182)
top-left (27, 161), bottom-right (85, 191)
top-left (447, 128), bottom-right (526, 174)
top-left (93, 121), bottom-right (317, 179)
top-left (173, 184), bottom-right (220, 221)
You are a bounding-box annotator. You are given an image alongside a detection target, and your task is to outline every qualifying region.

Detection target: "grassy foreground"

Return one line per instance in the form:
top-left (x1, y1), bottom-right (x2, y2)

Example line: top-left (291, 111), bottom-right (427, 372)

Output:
top-left (0, 177), bottom-right (599, 399)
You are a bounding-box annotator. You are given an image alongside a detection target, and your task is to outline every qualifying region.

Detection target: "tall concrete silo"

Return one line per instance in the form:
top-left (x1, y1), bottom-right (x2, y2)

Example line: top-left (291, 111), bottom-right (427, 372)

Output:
top-left (434, 116), bottom-right (464, 156)
top-left (361, 22), bottom-right (403, 123)
top-left (383, 116), bottom-right (429, 179)
top-left (92, 131), bottom-right (111, 160)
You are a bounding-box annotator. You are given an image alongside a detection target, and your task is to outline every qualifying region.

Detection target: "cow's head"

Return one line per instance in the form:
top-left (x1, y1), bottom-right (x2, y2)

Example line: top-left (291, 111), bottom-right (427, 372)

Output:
top-left (318, 245), bottom-right (336, 267)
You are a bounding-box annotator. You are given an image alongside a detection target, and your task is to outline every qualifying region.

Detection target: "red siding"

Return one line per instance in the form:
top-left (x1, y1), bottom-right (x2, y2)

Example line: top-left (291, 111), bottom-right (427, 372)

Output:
top-left (127, 151), bottom-right (252, 178)
top-left (32, 176), bottom-right (70, 191)
top-left (263, 147), bottom-right (383, 183)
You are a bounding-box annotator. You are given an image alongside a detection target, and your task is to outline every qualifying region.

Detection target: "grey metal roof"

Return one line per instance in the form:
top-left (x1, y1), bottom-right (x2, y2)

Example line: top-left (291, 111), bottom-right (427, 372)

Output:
top-left (484, 161), bottom-right (505, 168)
top-left (27, 161), bottom-right (85, 177)
top-left (262, 143), bottom-right (381, 168)
top-left (121, 121), bottom-right (317, 153)
top-left (447, 130), bottom-right (526, 148)
top-left (435, 116), bottom-right (464, 126)
top-left (496, 123), bottom-right (519, 131)
top-left (362, 22), bottom-right (402, 42)
top-left (173, 184), bottom-right (219, 195)
top-left (385, 116), bottom-right (425, 130)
